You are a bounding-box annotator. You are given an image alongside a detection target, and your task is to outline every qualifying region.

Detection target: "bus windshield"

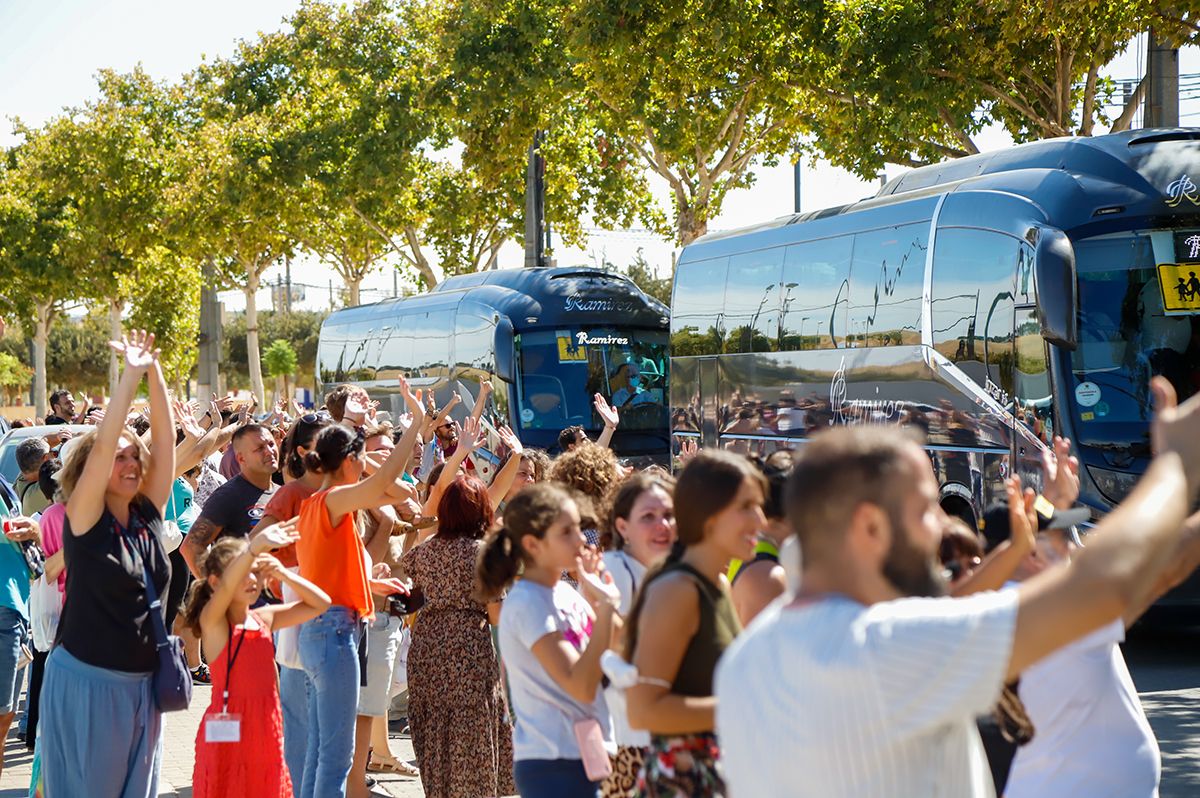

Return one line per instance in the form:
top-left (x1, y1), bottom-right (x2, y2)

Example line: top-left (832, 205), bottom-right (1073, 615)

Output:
top-left (1069, 229), bottom-right (1200, 453)
top-left (514, 328), bottom-right (669, 433)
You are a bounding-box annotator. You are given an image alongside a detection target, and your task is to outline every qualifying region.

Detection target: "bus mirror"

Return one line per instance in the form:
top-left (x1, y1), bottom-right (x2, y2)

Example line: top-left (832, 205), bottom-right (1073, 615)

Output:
top-left (494, 318), bottom-right (516, 383)
top-left (1034, 228), bottom-right (1078, 351)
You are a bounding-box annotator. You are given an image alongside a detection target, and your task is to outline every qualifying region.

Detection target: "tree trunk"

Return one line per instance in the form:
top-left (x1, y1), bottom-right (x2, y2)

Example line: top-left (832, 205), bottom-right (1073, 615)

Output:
top-left (274, 374), bottom-right (285, 406)
top-left (108, 298), bottom-right (123, 398)
top-left (244, 269), bottom-right (266, 408)
top-left (346, 277), bottom-right (362, 307)
top-left (403, 226), bottom-right (438, 289)
top-left (33, 301), bottom-right (52, 419)
top-left (677, 205), bottom-right (708, 247)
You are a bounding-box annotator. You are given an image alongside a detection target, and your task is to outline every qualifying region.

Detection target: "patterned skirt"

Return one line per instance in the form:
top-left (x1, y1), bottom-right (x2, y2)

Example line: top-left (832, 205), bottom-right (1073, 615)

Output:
top-left (636, 733), bottom-right (725, 798)
top-left (602, 745), bottom-right (646, 798)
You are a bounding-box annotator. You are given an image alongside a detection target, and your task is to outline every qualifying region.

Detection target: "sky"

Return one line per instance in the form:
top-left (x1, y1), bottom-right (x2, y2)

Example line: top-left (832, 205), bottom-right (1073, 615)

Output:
top-left (2, 1), bottom-right (1199, 313)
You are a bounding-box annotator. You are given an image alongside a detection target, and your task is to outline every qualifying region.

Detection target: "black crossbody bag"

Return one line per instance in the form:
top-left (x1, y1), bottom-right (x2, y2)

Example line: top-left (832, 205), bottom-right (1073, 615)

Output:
top-left (122, 509), bottom-right (192, 713)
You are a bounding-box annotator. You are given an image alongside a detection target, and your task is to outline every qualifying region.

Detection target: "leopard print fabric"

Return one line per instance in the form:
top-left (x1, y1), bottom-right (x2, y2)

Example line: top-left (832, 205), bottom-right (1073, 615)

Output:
top-left (602, 745), bottom-right (646, 798)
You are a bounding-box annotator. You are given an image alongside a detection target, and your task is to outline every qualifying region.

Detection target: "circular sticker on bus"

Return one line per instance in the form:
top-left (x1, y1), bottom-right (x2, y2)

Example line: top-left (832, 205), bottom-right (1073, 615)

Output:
top-left (1075, 381), bottom-right (1102, 407)
top-left (520, 408), bottom-right (535, 424)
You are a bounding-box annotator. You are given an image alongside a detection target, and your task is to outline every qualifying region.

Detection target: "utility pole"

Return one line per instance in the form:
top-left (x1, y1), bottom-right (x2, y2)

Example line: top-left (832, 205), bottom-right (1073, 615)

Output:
top-left (793, 160), bottom-right (802, 214)
top-left (197, 260), bottom-right (222, 400)
top-left (284, 255), bottom-right (293, 314)
top-left (1144, 29), bottom-right (1180, 128)
top-left (524, 131), bottom-right (546, 269)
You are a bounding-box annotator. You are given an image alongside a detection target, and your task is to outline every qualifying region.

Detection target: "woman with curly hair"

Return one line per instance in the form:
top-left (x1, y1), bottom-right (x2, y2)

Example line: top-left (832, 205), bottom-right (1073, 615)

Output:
top-left (548, 443), bottom-right (625, 547)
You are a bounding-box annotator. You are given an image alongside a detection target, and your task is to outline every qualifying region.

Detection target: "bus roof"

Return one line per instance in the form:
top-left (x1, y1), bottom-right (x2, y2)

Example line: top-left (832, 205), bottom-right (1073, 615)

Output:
top-left (324, 265), bottom-right (668, 330)
top-left (687, 129), bottom-right (1200, 255)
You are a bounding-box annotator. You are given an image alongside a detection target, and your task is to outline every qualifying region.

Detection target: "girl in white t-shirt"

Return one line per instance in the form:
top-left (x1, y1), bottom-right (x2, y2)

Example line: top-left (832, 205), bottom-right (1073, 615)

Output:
top-left (599, 472), bottom-right (677, 797)
top-left (477, 483), bottom-right (621, 798)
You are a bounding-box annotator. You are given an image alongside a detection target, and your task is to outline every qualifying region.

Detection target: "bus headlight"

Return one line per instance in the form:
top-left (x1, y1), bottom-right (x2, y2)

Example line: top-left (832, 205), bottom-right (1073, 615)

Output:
top-left (1086, 465), bottom-right (1139, 505)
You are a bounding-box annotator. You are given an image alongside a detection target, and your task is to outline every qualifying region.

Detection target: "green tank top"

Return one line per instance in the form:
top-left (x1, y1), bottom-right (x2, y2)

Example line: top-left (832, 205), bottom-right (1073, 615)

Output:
top-left (660, 561), bottom-right (741, 698)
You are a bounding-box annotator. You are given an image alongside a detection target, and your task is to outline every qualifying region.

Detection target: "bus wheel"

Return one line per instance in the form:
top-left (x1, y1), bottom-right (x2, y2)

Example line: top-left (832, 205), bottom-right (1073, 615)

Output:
top-left (941, 496), bottom-right (977, 534)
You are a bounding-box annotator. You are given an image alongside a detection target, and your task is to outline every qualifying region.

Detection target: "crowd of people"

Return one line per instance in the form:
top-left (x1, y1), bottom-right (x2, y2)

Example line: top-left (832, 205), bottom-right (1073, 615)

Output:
top-left (1, 331), bottom-right (1199, 798)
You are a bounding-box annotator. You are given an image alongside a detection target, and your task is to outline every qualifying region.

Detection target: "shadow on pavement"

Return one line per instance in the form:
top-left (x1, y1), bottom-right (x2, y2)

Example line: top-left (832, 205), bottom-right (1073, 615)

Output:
top-left (1125, 624), bottom-right (1200, 798)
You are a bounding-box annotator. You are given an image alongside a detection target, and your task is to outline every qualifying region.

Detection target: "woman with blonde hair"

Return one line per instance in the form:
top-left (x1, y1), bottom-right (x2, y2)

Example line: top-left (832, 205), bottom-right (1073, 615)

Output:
top-left (39, 331), bottom-right (177, 798)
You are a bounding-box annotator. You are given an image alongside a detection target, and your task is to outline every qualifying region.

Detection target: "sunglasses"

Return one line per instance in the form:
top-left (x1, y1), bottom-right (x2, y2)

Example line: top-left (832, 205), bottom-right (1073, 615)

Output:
top-left (301, 412), bottom-right (332, 424)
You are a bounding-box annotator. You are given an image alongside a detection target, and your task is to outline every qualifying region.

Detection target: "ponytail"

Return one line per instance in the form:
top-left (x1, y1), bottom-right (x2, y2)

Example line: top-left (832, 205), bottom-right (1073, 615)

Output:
top-left (475, 528), bottom-right (522, 602)
top-left (305, 425), bottom-right (364, 475)
top-left (180, 538), bottom-right (248, 634)
top-left (474, 482), bottom-right (573, 602)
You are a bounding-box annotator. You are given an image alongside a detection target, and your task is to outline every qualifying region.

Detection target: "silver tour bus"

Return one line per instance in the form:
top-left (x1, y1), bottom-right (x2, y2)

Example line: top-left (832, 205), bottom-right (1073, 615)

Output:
top-left (671, 129), bottom-right (1200, 615)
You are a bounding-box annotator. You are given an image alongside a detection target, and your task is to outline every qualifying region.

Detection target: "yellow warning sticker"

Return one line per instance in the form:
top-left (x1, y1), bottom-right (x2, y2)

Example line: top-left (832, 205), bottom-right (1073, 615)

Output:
top-left (1157, 263), bottom-right (1200, 314)
top-left (1081, 412), bottom-right (1095, 421)
top-left (557, 333), bottom-right (587, 362)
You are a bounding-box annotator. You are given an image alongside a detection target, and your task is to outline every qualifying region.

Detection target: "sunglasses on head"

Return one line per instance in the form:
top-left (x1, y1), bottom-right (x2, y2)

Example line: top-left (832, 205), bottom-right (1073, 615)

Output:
top-left (301, 412), bottom-right (332, 424)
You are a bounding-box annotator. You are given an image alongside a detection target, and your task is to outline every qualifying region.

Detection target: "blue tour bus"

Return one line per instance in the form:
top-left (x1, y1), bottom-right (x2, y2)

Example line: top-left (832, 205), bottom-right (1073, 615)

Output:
top-left (318, 266), bottom-right (671, 465)
top-left (671, 129), bottom-right (1200, 614)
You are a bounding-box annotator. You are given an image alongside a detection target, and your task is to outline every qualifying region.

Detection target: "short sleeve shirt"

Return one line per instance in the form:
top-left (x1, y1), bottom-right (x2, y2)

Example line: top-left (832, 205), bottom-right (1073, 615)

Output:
top-left (262, 481), bottom-right (318, 568)
top-left (716, 590), bottom-right (1019, 798)
top-left (195, 475), bottom-right (277, 541)
top-left (38, 503), bottom-right (67, 596)
top-left (499, 579), bottom-right (610, 761)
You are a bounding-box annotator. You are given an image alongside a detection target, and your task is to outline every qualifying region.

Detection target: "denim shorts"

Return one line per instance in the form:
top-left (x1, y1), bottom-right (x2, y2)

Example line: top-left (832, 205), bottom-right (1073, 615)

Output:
top-left (0, 605), bottom-right (28, 714)
top-left (513, 759), bottom-right (598, 798)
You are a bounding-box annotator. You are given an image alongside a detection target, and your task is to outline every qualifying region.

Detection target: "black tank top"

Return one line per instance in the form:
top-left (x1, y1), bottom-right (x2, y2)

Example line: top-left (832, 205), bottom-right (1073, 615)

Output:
top-left (58, 498), bottom-right (171, 672)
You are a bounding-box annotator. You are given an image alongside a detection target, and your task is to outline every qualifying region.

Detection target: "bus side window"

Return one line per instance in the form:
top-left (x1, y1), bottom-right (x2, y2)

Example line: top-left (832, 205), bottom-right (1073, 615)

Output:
top-left (723, 248), bottom-right (784, 354)
top-left (1014, 306), bottom-right (1053, 444)
top-left (848, 223), bottom-right (928, 347)
top-left (932, 228), bottom-right (1019, 394)
top-left (779, 236), bottom-right (854, 350)
top-left (672, 257), bottom-right (730, 356)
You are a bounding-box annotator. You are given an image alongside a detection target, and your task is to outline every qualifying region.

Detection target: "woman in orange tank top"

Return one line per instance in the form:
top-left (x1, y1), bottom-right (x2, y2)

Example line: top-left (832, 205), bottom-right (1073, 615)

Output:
top-left (293, 405), bottom-right (423, 798)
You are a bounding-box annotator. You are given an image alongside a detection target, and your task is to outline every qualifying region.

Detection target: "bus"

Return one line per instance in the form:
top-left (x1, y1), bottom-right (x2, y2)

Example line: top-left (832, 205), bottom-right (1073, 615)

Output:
top-left (318, 266), bottom-right (671, 464)
top-left (671, 129), bottom-right (1200, 611)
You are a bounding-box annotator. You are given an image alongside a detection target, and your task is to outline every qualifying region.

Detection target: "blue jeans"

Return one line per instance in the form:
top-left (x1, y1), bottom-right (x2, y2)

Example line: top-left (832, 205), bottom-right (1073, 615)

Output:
top-left (299, 606), bottom-right (361, 798)
top-left (514, 759), bottom-right (598, 798)
top-left (0, 605), bottom-right (27, 715)
top-left (279, 664), bottom-right (309, 794)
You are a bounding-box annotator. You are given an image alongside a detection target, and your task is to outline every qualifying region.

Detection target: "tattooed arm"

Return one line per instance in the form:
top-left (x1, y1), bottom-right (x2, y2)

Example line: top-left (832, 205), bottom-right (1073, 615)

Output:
top-left (181, 515), bottom-right (224, 579)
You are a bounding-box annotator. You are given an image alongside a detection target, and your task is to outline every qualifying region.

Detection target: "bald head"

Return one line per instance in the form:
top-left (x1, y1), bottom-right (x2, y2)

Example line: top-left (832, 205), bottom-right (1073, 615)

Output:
top-left (786, 427), bottom-right (926, 562)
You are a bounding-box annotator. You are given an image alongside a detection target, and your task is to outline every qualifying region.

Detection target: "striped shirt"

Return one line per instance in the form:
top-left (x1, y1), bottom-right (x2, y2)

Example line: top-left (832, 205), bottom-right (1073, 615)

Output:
top-left (716, 590), bottom-right (1018, 798)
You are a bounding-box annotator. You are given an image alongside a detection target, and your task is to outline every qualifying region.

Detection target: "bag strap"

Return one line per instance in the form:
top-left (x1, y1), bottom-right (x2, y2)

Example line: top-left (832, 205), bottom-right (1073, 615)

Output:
top-left (118, 508), bottom-right (171, 652)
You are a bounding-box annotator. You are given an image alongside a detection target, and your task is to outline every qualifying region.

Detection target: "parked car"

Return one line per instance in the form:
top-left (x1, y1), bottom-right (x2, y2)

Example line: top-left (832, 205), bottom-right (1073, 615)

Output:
top-left (0, 425), bottom-right (89, 485)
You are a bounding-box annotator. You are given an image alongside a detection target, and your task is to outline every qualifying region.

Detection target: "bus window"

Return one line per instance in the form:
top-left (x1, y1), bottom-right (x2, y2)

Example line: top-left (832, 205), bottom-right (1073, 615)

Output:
top-left (932, 228), bottom-right (1019, 394)
top-left (1014, 307), bottom-right (1053, 444)
top-left (672, 257), bottom-right (730, 356)
top-left (723, 248), bottom-right (784, 353)
top-left (848, 223), bottom-right (928, 347)
top-left (515, 328), bottom-right (669, 434)
top-left (779, 235), bottom-right (853, 350)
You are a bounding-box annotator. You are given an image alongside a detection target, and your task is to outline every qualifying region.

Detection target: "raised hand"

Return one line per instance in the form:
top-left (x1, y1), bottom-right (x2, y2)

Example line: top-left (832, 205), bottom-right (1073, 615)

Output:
top-left (576, 546), bottom-right (620, 609)
top-left (109, 329), bottom-right (159, 372)
top-left (252, 553), bottom-right (286, 583)
top-left (1151, 376), bottom-right (1200, 494)
top-left (343, 394), bottom-right (369, 425)
top-left (461, 416), bottom-right (487, 453)
top-left (594, 393), bottom-right (620, 429)
top-left (1005, 476), bottom-right (1038, 555)
top-left (496, 424), bottom-right (524, 457)
top-left (481, 379), bottom-right (494, 397)
top-left (250, 518), bottom-right (301, 555)
top-left (237, 396), bottom-right (258, 427)
top-left (677, 437), bottom-right (699, 465)
top-left (1041, 436), bottom-right (1080, 510)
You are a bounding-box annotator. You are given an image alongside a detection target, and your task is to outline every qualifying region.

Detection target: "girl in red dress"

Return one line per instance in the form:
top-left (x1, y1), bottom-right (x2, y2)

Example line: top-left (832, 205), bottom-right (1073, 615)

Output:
top-left (183, 519), bottom-right (331, 798)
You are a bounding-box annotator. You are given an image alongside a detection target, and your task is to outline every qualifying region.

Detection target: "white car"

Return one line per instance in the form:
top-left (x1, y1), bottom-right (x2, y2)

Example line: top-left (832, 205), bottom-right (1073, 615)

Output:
top-left (0, 425), bottom-right (90, 486)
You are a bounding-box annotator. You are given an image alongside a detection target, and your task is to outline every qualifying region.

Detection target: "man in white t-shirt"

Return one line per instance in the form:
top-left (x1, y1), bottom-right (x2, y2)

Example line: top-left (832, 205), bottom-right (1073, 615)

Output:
top-left (977, 478), bottom-right (1190, 797)
top-left (716, 378), bottom-right (1200, 798)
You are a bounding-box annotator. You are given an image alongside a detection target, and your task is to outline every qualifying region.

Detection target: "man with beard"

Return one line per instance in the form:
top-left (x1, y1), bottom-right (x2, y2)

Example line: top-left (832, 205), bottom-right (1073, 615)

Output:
top-left (715, 378), bottom-right (1200, 798)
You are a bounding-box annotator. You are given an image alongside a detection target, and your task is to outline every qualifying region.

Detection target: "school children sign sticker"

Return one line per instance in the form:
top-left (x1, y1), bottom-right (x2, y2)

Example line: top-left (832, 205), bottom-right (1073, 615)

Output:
top-left (1157, 263), bottom-right (1200, 314)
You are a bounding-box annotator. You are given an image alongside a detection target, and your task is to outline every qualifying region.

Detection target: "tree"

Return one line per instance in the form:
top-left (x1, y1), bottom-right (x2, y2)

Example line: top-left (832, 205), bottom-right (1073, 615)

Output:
top-left (17, 69), bottom-right (183, 394)
top-left (181, 60), bottom-right (301, 407)
top-left (125, 246), bottom-right (202, 392)
top-left (223, 310), bottom-right (325, 392)
top-left (0, 150), bottom-right (79, 416)
top-left (262, 339), bottom-right (298, 404)
top-left (774, 0), bottom-right (1200, 177)
top-left (45, 312), bottom-right (113, 395)
top-left (623, 248), bottom-right (673, 307)
top-left (0, 352), bottom-right (31, 406)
